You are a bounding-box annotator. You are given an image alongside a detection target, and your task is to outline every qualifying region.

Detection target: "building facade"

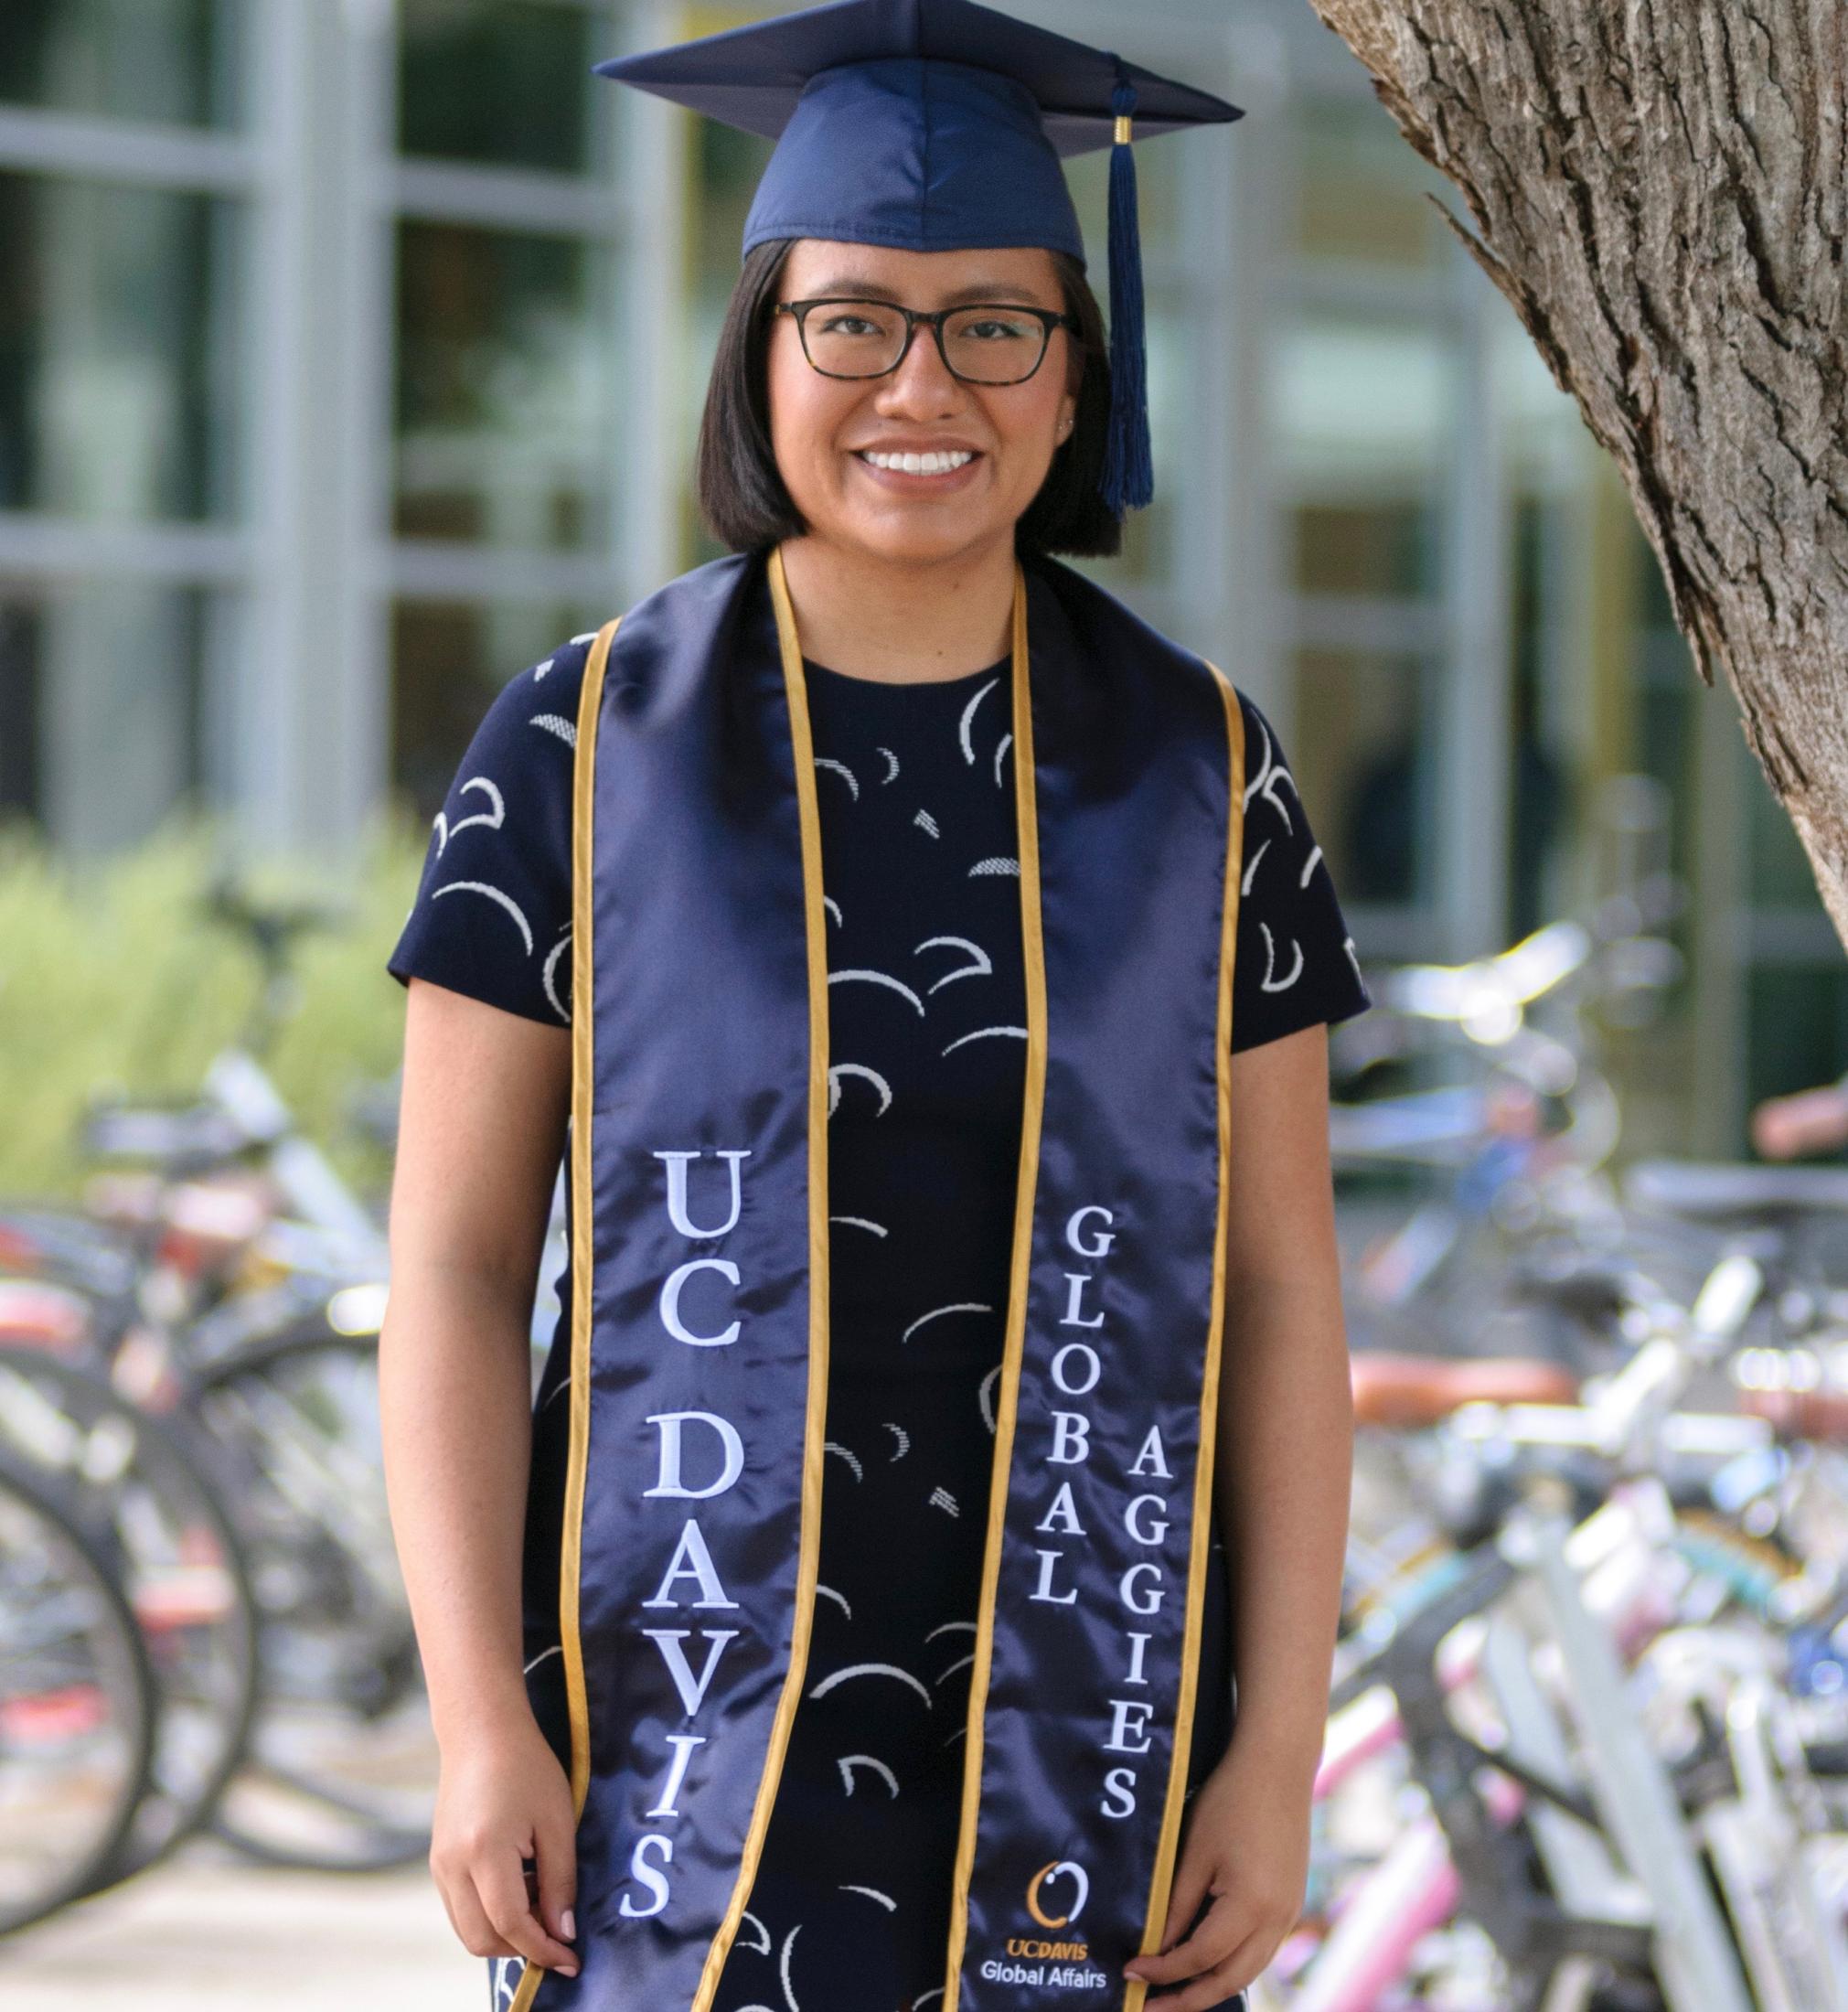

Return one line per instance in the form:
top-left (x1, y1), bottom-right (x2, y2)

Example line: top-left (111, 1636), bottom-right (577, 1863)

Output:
top-left (1, 0), bottom-right (1840, 1151)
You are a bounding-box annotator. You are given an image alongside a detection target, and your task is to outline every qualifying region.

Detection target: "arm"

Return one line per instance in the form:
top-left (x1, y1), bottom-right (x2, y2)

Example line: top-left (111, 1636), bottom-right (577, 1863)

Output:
top-left (379, 976), bottom-right (581, 1981)
top-left (1125, 1022), bottom-right (1352, 2007)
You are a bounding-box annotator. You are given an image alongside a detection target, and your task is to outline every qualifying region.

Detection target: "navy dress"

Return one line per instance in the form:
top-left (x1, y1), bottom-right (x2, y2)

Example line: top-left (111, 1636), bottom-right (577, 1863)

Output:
top-left (388, 638), bottom-right (1370, 2012)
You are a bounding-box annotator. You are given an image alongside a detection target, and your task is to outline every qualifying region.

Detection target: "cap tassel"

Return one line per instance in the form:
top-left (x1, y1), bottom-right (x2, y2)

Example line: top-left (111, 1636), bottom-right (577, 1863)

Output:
top-left (1100, 74), bottom-right (1153, 519)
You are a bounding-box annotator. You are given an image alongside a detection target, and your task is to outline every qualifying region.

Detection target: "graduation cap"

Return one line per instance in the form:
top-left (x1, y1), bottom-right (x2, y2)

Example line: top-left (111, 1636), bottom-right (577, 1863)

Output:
top-left (592, 0), bottom-right (1243, 520)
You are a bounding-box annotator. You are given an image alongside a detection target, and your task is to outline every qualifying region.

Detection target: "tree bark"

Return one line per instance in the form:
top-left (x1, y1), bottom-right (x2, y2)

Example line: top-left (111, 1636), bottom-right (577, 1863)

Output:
top-left (1303, 0), bottom-right (1848, 939)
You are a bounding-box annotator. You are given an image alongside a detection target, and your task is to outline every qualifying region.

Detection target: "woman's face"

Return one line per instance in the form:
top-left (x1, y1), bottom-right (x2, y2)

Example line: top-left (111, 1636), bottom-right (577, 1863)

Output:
top-left (765, 237), bottom-right (1082, 570)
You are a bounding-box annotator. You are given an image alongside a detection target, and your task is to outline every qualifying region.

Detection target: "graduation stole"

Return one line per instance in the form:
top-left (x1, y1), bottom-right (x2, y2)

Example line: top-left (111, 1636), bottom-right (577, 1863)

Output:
top-left (507, 540), bottom-right (1246, 2011)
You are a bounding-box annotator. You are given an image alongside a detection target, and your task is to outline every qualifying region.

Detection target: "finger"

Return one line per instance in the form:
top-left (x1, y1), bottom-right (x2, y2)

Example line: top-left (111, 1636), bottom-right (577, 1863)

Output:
top-left (1144, 1933), bottom-right (1265, 2012)
top-left (1146, 1919), bottom-right (1282, 2010)
top-left (1127, 1890), bottom-right (1247, 1988)
top-left (1156, 1846), bottom-right (1216, 1953)
top-left (532, 1818), bottom-right (580, 1952)
top-left (438, 1869), bottom-right (519, 1961)
top-left (476, 1846), bottom-right (581, 1976)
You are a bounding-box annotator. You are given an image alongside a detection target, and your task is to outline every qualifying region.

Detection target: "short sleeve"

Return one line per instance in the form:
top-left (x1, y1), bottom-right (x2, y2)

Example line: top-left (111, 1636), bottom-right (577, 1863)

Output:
top-left (385, 637), bottom-right (594, 1027)
top-left (1228, 691), bottom-right (1372, 1054)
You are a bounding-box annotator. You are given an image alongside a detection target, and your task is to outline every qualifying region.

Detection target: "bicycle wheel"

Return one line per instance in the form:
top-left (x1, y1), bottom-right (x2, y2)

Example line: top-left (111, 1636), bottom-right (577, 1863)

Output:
top-left (0, 1444), bottom-right (155, 1937)
top-left (194, 1322), bottom-right (436, 1870)
top-left (0, 1339), bottom-right (262, 1892)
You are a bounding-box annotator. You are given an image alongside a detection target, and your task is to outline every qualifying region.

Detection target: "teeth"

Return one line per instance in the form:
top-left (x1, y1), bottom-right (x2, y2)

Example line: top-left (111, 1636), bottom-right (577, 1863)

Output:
top-left (860, 449), bottom-right (975, 475)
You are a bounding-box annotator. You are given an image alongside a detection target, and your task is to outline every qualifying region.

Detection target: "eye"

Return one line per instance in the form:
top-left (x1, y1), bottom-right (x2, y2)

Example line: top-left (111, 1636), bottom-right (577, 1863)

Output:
top-left (817, 312), bottom-right (883, 336)
top-left (963, 316), bottom-right (1033, 341)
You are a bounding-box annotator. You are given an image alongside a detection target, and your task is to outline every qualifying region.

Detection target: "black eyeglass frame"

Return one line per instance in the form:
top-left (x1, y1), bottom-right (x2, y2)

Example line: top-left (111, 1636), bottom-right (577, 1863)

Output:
top-left (772, 296), bottom-right (1083, 385)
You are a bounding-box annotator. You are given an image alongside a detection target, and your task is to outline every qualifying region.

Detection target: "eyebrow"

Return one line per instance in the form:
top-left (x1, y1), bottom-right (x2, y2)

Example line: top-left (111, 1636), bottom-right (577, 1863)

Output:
top-left (803, 273), bottom-right (1051, 307)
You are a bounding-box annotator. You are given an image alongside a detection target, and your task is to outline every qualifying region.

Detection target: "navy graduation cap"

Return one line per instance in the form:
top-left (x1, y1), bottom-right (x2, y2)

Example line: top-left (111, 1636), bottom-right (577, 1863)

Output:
top-left (593, 0), bottom-right (1243, 519)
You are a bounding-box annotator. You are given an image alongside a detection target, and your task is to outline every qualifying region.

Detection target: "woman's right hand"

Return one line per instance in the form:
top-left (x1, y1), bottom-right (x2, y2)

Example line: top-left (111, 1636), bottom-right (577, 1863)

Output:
top-left (430, 1711), bottom-right (582, 1981)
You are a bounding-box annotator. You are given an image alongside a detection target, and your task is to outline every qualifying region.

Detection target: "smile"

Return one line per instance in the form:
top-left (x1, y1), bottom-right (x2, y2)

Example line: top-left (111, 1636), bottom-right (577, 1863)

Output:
top-left (855, 449), bottom-right (977, 476)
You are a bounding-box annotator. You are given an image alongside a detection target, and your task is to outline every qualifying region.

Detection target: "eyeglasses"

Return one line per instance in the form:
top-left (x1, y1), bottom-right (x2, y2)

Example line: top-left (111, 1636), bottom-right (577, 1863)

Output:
top-left (773, 296), bottom-right (1080, 386)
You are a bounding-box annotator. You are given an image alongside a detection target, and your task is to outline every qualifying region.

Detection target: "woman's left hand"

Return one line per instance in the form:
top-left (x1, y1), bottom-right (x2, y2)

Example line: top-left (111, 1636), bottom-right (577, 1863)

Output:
top-left (1122, 1731), bottom-right (1315, 2007)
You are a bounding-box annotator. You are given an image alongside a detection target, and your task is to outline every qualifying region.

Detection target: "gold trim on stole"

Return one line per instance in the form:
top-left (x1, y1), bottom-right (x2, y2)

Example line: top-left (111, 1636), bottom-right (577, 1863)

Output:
top-left (942, 563), bottom-right (1042, 2012)
top-left (508, 614), bottom-right (621, 2012)
top-left (1123, 662), bottom-right (1245, 2012)
top-left (685, 542), bottom-right (836, 2011)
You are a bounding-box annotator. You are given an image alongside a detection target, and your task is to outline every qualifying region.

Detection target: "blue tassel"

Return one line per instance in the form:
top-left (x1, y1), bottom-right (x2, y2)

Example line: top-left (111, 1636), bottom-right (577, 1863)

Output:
top-left (1101, 73), bottom-right (1154, 519)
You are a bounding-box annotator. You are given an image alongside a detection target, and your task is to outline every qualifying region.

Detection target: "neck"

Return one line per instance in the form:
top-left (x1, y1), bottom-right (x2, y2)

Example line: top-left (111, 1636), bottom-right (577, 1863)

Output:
top-left (774, 532), bottom-right (1016, 683)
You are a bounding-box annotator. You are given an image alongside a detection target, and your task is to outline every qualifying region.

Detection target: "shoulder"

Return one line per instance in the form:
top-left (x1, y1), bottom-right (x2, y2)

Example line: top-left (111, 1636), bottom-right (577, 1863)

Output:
top-left (1223, 690), bottom-right (1373, 1047)
top-left (609, 550), bottom-right (766, 655)
top-left (1021, 553), bottom-right (1198, 675)
top-left (385, 631), bottom-right (606, 1023)
top-left (1227, 686), bottom-right (1287, 784)
top-left (1020, 555), bottom-right (1241, 741)
top-left (464, 631), bottom-right (600, 769)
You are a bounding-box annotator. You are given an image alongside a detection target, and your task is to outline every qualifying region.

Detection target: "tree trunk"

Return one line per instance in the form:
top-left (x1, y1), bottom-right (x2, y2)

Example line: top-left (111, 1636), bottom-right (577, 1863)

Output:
top-left (1303, 0), bottom-right (1848, 940)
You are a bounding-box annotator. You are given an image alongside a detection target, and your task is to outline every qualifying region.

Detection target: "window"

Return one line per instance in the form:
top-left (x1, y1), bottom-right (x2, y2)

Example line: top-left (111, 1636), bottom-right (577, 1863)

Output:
top-left (393, 597), bottom-right (606, 823)
top-left (0, 171), bottom-right (244, 523)
top-left (393, 219), bottom-right (619, 551)
top-left (0, 578), bottom-right (215, 852)
top-left (0, 2), bottom-right (249, 849)
top-left (1293, 99), bottom-right (1453, 274)
top-left (0, 0), bottom-right (242, 130)
top-left (399, 0), bottom-right (611, 176)
top-left (387, 1), bottom-right (628, 807)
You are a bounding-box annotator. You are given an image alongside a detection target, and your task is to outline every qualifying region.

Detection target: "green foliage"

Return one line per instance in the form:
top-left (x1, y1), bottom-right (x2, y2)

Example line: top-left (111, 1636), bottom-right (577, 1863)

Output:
top-left (0, 808), bottom-right (430, 1204)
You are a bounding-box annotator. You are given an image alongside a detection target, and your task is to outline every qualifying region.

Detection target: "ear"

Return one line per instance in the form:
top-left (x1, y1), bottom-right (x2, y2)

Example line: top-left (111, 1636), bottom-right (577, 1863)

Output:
top-left (1062, 380), bottom-right (1081, 438)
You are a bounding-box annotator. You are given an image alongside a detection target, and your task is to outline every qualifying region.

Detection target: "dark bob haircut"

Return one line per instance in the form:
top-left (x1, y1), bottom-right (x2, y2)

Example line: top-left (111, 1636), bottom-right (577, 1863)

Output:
top-left (694, 237), bottom-right (1123, 561)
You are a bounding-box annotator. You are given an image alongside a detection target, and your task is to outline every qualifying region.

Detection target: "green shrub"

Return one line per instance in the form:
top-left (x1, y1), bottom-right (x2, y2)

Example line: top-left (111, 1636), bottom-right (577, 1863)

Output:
top-left (0, 808), bottom-right (429, 1205)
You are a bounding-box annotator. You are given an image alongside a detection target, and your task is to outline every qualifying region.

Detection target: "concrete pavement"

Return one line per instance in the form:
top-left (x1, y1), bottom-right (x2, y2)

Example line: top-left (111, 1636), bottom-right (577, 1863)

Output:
top-left (0, 1838), bottom-right (483, 2010)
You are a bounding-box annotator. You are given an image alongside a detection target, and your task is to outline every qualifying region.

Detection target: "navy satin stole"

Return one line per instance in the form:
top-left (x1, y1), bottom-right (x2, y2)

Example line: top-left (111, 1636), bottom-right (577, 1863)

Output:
top-left (507, 541), bottom-right (1245, 2012)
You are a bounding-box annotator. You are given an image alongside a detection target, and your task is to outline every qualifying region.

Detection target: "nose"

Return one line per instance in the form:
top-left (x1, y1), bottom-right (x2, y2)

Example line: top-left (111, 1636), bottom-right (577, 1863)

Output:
top-left (873, 319), bottom-right (965, 417)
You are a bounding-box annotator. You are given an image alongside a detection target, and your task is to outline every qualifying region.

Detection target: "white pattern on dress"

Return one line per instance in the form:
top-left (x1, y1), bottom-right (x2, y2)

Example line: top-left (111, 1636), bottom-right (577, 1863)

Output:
top-left (1258, 918), bottom-right (1306, 993)
top-left (941, 1024), bottom-right (1026, 1054)
top-left (433, 775), bottom-right (505, 856)
top-left (432, 880), bottom-right (533, 955)
top-left (900, 1301), bottom-right (996, 1343)
top-left (540, 928), bottom-right (571, 1022)
top-left (839, 1883), bottom-right (898, 1910)
top-left (956, 677), bottom-right (1000, 764)
top-left (827, 968), bottom-right (925, 1013)
top-left (824, 1440), bottom-right (864, 1482)
top-left (913, 935), bottom-right (990, 990)
top-left (807, 1663), bottom-right (933, 1707)
top-left (827, 1062), bottom-right (893, 1117)
top-left (1244, 712), bottom-right (1299, 835)
top-left (836, 1755), bottom-right (901, 1798)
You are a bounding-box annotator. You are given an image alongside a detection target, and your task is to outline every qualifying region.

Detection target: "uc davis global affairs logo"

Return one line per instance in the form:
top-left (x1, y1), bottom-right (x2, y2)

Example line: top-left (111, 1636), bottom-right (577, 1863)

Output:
top-left (978, 1859), bottom-right (1110, 1991)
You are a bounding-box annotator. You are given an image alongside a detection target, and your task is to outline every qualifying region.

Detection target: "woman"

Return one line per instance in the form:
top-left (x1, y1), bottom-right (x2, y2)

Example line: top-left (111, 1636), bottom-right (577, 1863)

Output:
top-left (379, 7), bottom-right (1366, 2010)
